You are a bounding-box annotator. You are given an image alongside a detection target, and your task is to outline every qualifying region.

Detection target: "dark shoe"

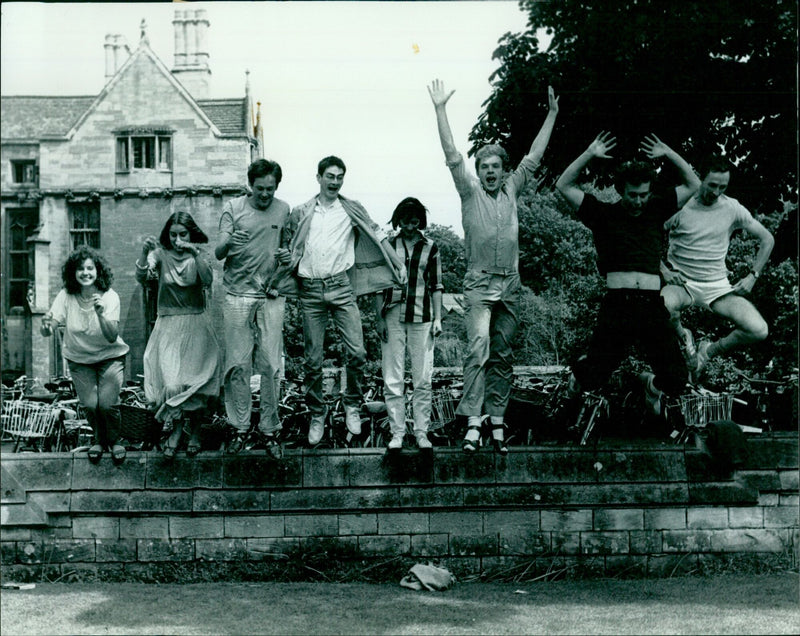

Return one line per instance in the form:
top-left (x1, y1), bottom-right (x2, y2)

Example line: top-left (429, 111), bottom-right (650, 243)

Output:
top-left (226, 433), bottom-right (247, 455)
top-left (111, 444), bottom-right (127, 466)
top-left (163, 425), bottom-right (184, 460)
top-left (491, 426), bottom-right (508, 455)
top-left (462, 425), bottom-right (481, 453)
top-left (186, 433), bottom-right (201, 458)
top-left (252, 430), bottom-right (283, 460)
top-left (87, 444), bottom-right (103, 464)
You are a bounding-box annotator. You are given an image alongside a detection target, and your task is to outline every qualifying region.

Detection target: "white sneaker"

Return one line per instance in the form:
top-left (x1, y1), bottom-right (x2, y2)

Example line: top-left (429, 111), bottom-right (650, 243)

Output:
top-left (308, 414), bottom-right (325, 445)
top-left (639, 372), bottom-right (663, 416)
top-left (387, 434), bottom-right (404, 450)
top-left (414, 430), bottom-right (432, 449)
top-left (345, 405), bottom-right (362, 435)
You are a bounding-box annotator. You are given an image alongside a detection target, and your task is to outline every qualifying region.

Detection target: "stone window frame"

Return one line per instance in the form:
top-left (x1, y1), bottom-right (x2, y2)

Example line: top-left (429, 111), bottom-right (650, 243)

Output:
top-left (68, 200), bottom-right (101, 250)
top-left (114, 127), bottom-right (175, 173)
top-left (10, 159), bottom-right (37, 185)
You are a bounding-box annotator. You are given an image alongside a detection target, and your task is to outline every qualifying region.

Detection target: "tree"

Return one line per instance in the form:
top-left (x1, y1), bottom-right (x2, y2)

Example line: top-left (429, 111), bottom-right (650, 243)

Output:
top-left (425, 224), bottom-right (466, 293)
top-left (472, 0), bottom-right (797, 222)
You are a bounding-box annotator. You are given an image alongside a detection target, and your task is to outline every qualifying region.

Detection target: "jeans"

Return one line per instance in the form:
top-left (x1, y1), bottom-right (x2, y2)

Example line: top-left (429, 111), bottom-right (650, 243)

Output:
top-left (457, 271), bottom-right (520, 418)
top-left (222, 293), bottom-right (286, 434)
top-left (573, 289), bottom-right (688, 396)
top-left (299, 273), bottom-right (365, 416)
top-left (380, 305), bottom-right (434, 436)
top-left (68, 356), bottom-right (124, 449)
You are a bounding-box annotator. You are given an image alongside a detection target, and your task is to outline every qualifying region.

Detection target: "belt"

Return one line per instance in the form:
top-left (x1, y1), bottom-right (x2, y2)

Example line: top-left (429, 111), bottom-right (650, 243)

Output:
top-left (299, 272), bottom-right (349, 285)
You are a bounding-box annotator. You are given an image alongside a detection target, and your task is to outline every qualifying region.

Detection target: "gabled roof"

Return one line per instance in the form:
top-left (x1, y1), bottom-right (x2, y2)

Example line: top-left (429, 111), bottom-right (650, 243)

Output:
top-left (196, 99), bottom-right (248, 135)
top-left (1, 96), bottom-right (95, 140)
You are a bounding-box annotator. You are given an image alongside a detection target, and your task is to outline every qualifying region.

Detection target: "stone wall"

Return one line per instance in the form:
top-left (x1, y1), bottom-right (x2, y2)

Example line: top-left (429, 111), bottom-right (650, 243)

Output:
top-left (1, 434), bottom-right (797, 581)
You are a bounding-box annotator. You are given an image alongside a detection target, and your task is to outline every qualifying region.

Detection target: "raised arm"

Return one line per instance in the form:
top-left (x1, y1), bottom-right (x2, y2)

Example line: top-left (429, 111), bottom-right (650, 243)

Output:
top-left (732, 217), bottom-right (775, 295)
top-left (640, 134), bottom-right (701, 208)
top-left (555, 132), bottom-right (617, 210)
top-left (428, 79), bottom-right (459, 164)
top-left (527, 86), bottom-right (560, 164)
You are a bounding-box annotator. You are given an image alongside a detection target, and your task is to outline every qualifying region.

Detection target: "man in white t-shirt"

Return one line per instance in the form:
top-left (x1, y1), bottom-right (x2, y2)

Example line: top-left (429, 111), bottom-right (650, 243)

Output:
top-left (661, 156), bottom-right (775, 380)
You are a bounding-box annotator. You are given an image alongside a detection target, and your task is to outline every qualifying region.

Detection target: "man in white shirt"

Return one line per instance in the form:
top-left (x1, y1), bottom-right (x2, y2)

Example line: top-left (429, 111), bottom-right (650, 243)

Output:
top-left (286, 156), bottom-right (406, 445)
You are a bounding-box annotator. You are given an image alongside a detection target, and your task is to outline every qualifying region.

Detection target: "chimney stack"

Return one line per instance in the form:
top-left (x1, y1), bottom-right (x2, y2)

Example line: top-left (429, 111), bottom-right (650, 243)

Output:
top-left (104, 34), bottom-right (130, 82)
top-left (171, 8), bottom-right (211, 98)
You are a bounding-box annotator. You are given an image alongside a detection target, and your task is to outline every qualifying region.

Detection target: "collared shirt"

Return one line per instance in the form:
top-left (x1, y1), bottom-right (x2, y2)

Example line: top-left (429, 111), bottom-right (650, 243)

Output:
top-left (380, 232), bottom-right (443, 323)
top-left (297, 197), bottom-right (356, 279)
top-left (447, 153), bottom-right (539, 274)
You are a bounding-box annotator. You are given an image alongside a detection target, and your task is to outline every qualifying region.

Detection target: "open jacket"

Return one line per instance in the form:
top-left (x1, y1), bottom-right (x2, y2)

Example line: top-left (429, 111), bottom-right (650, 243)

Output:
top-left (273, 195), bottom-right (404, 298)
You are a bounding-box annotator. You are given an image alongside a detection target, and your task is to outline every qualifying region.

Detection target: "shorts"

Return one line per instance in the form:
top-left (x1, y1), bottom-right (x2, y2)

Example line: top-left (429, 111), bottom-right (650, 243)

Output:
top-left (682, 278), bottom-right (735, 310)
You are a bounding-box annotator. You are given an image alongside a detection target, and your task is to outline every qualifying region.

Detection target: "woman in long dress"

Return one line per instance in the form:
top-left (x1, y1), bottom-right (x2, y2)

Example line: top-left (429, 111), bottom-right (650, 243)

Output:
top-left (136, 211), bottom-right (221, 458)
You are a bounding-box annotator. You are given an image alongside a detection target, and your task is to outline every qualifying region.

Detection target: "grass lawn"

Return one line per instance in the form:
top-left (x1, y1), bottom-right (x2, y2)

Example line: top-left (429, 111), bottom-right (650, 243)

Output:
top-left (1, 573), bottom-right (798, 635)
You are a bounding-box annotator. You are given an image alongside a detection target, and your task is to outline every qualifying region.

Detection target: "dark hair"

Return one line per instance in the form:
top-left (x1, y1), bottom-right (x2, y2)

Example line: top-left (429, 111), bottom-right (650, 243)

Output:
top-left (247, 158), bottom-right (283, 186)
top-left (474, 144), bottom-right (510, 173)
top-left (62, 246), bottom-right (113, 295)
top-left (391, 197), bottom-right (428, 230)
top-left (159, 211), bottom-right (209, 250)
top-left (699, 155), bottom-right (733, 179)
top-left (317, 155), bottom-right (346, 176)
top-left (614, 160), bottom-right (656, 193)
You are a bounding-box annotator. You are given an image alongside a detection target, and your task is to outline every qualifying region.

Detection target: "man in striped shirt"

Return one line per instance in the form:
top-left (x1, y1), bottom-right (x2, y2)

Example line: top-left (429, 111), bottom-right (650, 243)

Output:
top-left (375, 197), bottom-right (443, 450)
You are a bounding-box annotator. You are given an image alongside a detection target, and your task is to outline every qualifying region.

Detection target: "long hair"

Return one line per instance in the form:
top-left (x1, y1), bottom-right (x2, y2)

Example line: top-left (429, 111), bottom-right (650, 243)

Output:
top-left (158, 211), bottom-right (209, 250)
top-left (390, 197), bottom-right (428, 230)
top-left (62, 246), bottom-right (113, 294)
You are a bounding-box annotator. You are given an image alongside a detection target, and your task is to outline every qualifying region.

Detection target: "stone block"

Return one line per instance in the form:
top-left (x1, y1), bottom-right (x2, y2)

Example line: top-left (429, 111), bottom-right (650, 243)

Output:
top-left (780, 494), bottom-right (799, 506)
top-left (410, 533), bottom-right (449, 557)
top-left (1, 456), bottom-right (73, 492)
top-left (49, 539), bottom-right (96, 563)
top-left (434, 556), bottom-right (482, 578)
top-left (662, 529), bottom-right (713, 552)
top-left (224, 455), bottom-right (302, 488)
top-left (27, 491), bottom-right (70, 514)
top-left (96, 539), bottom-right (137, 562)
top-left (735, 470), bottom-right (781, 492)
top-left (647, 553), bottom-right (698, 577)
top-left (450, 533), bottom-right (497, 556)
top-left (225, 515), bottom-right (284, 538)
top-left (629, 530), bottom-right (662, 554)
top-left (644, 508), bottom-right (686, 530)
top-left (709, 528), bottom-right (788, 552)
top-left (398, 485), bottom-right (463, 508)
top-left (193, 489), bottom-right (271, 513)
top-left (688, 482), bottom-right (758, 505)
top-left (71, 491), bottom-right (129, 513)
top-left (0, 502), bottom-right (48, 526)
top-left (129, 490), bottom-right (192, 513)
top-left (764, 506), bottom-right (799, 528)
top-left (195, 538), bottom-right (247, 561)
top-left (17, 541), bottom-right (44, 564)
top-left (358, 534), bottom-right (410, 556)
top-left (581, 531), bottom-right (629, 555)
top-left (284, 514), bottom-right (338, 537)
top-left (378, 512), bottom-right (429, 535)
top-left (434, 451), bottom-right (496, 484)
top-left (137, 539), bottom-right (194, 562)
top-left (343, 453), bottom-right (386, 487)
top-left (593, 509), bottom-right (644, 530)
top-left (687, 507), bottom-right (729, 529)
top-left (120, 517), bottom-right (169, 539)
top-left (72, 457), bottom-right (145, 490)
top-left (382, 451), bottom-right (435, 485)
top-left (169, 516), bottom-right (224, 539)
top-left (1, 541), bottom-right (17, 564)
top-left (541, 509), bottom-right (592, 532)
top-left (499, 529), bottom-right (550, 556)
top-left (338, 513), bottom-right (378, 536)
top-left (429, 511), bottom-right (483, 535)
top-left (728, 506), bottom-right (764, 529)
top-left (742, 436), bottom-right (798, 470)
top-left (779, 470), bottom-right (799, 492)
top-left (758, 493), bottom-right (779, 506)
top-left (146, 455), bottom-right (223, 489)
top-left (550, 531), bottom-right (579, 556)
top-left (484, 509), bottom-right (540, 531)
top-left (0, 528), bottom-right (31, 541)
top-left (604, 555), bottom-right (647, 578)
top-left (72, 517), bottom-right (120, 539)
top-left (246, 537), bottom-right (299, 561)
top-left (271, 487), bottom-right (400, 511)
top-left (597, 450), bottom-right (687, 483)
top-left (300, 536), bottom-right (360, 558)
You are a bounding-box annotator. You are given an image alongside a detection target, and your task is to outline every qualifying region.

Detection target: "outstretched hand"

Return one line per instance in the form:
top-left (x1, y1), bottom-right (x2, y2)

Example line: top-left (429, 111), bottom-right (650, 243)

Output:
top-left (428, 79), bottom-right (455, 108)
top-left (587, 132), bottom-right (617, 159)
top-left (547, 85), bottom-right (559, 113)
top-left (641, 134), bottom-right (671, 160)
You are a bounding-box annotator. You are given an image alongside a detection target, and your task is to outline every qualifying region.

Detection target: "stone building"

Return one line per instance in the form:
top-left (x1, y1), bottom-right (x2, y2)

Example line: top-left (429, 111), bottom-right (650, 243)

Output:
top-left (1, 10), bottom-right (263, 383)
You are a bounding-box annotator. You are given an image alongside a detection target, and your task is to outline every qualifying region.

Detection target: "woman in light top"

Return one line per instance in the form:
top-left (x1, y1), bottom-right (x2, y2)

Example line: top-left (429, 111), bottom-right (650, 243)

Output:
top-left (41, 246), bottom-right (129, 464)
top-left (137, 211), bottom-right (220, 459)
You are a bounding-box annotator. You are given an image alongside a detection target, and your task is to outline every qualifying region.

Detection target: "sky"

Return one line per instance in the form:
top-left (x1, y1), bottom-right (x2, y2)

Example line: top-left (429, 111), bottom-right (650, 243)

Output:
top-left (0, 1), bottom-right (538, 235)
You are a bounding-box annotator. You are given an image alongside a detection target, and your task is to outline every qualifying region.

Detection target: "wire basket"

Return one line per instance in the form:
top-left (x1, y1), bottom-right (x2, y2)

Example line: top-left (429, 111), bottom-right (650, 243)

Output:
top-left (1, 400), bottom-right (61, 440)
top-left (116, 403), bottom-right (161, 442)
top-left (679, 393), bottom-right (733, 428)
top-left (430, 388), bottom-right (458, 430)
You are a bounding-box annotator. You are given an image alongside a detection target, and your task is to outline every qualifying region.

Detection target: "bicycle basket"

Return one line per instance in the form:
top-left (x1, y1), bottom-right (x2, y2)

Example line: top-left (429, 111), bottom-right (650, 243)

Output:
top-left (679, 393), bottom-right (733, 428)
top-left (1, 400), bottom-right (61, 440)
top-left (116, 404), bottom-right (161, 442)
top-left (431, 388), bottom-right (458, 430)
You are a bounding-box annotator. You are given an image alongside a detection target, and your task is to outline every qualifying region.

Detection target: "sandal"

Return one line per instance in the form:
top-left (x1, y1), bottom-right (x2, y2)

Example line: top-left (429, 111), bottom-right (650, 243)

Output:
top-left (111, 444), bottom-right (127, 465)
top-left (226, 433), bottom-right (247, 455)
top-left (491, 426), bottom-right (508, 455)
top-left (462, 426), bottom-right (481, 453)
top-left (87, 444), bottom-right (103, 464)
top-left (186, 433), bottom-right (202, 458)
top-left (163, 425), bottom-right (183, 460)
